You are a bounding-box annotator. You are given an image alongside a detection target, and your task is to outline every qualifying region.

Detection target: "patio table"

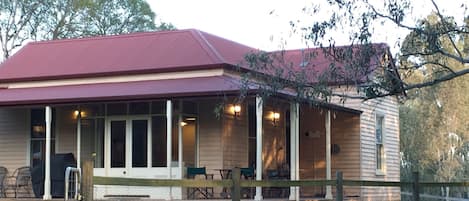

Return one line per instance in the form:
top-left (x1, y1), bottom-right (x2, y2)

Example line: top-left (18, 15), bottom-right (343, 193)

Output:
top-left (214, 169), bottom-right (232, 198)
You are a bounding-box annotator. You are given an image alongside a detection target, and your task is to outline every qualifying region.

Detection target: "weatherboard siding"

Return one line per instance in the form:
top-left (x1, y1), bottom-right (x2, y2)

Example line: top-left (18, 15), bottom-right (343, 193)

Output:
top-left (331, 111), bottom-right (362, 197)
top-left (222, 103), bottom-right (249, 169)
top-left (332, 88), bottom-right (400, 201)
top-left (299, 106), bottom-right (361, 197)
top-left (0, 108), bottom-right (29, 172)
top-left (359, 96), bottom-right (400, 201)
top-left (198, 100), bottom-right (224, 178)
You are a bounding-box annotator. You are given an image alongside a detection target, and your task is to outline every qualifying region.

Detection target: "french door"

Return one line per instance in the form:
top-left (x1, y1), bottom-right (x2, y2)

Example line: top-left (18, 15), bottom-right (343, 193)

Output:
top-left (105, 117), bottom-right (151, 178)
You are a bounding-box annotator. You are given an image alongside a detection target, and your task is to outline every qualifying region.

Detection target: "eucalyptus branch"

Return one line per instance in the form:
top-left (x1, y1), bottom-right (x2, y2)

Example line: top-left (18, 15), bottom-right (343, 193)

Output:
top-left (401, 61), bottom-right (456, 73)
top-left (403, 68), bottom-right (469, 90)
top-left (430, 0), bottom-right (464, 59)
top-left (367, 3), bottom-right (419, 32)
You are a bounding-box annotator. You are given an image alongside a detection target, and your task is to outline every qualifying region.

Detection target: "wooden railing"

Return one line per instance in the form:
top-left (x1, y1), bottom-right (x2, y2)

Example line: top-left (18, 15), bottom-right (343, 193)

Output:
top-left (81, 163), bottom-right (469, 201)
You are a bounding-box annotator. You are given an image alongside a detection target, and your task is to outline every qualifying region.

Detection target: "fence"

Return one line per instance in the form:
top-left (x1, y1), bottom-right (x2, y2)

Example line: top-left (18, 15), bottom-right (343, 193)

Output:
top-left (81, 163), bottom-right (469, 201)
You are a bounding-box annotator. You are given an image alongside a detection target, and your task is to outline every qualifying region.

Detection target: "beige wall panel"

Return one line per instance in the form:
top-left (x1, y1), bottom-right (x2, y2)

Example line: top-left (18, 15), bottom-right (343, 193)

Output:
top-left (0, 108), bottom-right (29, 172)
top-left (222, 102), bottom-right (249, 169)
top-left (198, 100), bottom-right (223, 178)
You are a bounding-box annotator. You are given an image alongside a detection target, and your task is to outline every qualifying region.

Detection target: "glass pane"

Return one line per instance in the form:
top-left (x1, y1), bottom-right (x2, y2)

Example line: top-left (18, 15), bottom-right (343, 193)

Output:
top-left (107, 103), bottom-right (127, 116)
top-left (31, 108), bottom-right (56, 138)
top-left (376, 116), bottom-right (383, 143)
top-left (248, 104), bottom-right (257, 168)
top-left (376, 144), bottom-right (383, 170)
top-left (183, 101), bottom-right (197, 114)
top-left (248, 105), bottom-right (256, 138)
top-left (248, 139), bottom-right (256, 168)
top-left (172, 117), bottom-right (178, 163)
top-left (95, 118), bottom-right (105, 168)
top-left (81, 104), bottom-right (105, 117)
top-left (129, 102), bottom-right (149, 115)
top-left (111, 121), bottom-right (126, 167)
top-left (152, 116), bottom-right (166, 167)
top-left (30, 140), bottom-right (55, 168)
top-left (182, 116), bottom-right (196, 167)
top-left (31, 109), bottom-right (45, 139)
top-left (31, 141), bottom-right (43, 168)
top-left (132, 120), bottom-right (148, 167)
top-left (151, 101), bottom-right (166, 114)
top-left (80, 119), bottom-right (95, 164)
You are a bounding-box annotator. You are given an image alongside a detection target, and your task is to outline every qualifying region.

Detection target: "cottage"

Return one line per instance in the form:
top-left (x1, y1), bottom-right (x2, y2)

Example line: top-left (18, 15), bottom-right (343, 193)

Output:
top-left (0, 29), bottom-right (399, 200)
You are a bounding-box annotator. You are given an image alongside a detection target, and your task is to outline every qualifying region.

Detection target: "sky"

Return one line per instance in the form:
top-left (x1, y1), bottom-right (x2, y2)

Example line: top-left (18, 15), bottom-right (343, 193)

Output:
top-left (148, 0), bottom-right (468, 53)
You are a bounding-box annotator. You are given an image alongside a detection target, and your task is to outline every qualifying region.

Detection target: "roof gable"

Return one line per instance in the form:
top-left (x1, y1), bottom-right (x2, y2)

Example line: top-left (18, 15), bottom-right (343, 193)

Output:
top-left (264, 43), bottom-right (389, 85)
top-left (0, 29), bottom-right (256, 82)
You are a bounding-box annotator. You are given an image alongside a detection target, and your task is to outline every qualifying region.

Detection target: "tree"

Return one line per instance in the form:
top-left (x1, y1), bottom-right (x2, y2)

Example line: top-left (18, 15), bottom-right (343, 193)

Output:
top-left (0, 0), bottom-right (175, 61)
top-left (242, 0), bottom-right (468, 101)
top-left (0, 0), bottom-right (44, 59)
top-left (81, 0), bottom-right (158, 36)
top-left (399, 13), bottom-right (468, 197)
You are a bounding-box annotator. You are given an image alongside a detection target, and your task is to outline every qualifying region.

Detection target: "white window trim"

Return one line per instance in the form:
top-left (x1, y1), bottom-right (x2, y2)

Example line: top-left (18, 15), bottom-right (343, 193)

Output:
top-left (375, 112), bottom-right (386, 176)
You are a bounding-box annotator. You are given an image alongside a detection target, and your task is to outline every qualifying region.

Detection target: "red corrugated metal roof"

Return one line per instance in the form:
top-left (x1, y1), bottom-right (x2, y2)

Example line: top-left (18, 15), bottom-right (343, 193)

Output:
top-left (0, 76), bottom-right (251, 106)
top-left (0, 29), bottom-right (256, 82)
top-left (263, 44), bottom-right (388, 84)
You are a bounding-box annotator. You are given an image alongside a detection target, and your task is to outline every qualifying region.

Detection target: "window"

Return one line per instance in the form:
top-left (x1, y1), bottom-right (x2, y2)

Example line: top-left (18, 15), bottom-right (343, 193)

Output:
top-left (248, 104), bottom-right (256, 168)
top-left (152, 116), bottom-right (166, 167)
top-left (30, 108), bottom-right (56, 168)
top-left (375, 114), bottom-right (385, 174)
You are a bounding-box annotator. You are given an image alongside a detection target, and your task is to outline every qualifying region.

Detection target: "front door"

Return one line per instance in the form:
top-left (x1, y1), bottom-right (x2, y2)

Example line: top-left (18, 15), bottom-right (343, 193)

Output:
top-left (105, 117), bottom-right (151, 178)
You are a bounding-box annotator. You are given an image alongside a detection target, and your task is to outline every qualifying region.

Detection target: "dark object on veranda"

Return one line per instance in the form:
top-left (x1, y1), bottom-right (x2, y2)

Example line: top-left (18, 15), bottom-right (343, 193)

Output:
top-left (0, 166), bottom-right (7, 197)
top-left (187, 167), bottom-right (214, 199)
top-left (4, 166), bottom-right (32, 198)
top-left (31, 153), bottom-right (76, 198)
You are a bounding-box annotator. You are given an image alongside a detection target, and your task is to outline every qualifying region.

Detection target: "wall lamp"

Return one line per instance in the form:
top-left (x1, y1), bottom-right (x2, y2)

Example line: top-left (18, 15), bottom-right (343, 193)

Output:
top-left (272, 112), bottom-right (280, 126)
top-left (232, 104), bottom-right (241, 117)
top-left (74, 110), bottom-right (85, 118)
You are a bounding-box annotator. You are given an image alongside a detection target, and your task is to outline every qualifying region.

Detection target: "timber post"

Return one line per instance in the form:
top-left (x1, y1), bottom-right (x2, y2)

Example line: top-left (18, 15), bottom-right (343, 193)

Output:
top-left (336, 171), bottom-right (343, 201)
top-left (412, 172), bottom-right (420, 201)
top-left (231, 167), bottom-right (241, 201)
top-left (82, 159), bottom-right (94, 201)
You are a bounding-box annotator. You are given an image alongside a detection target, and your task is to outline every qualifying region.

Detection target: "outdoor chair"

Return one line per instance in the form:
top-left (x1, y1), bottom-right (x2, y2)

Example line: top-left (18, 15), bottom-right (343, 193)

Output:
top-left (240, 167), bottom-right (255, 198)
top-left (264, 169), bottom-right (289, 198)
top-left (186, 167), bottom-right (214, 199)
top-left (5, 166), bottom-right (32, 198)
top-left (0, 167), bottom-right (7, 197)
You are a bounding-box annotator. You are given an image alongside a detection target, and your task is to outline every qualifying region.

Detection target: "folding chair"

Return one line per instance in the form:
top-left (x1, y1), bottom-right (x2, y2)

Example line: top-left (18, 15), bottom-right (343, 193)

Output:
top-left (0, 167), bottom-right (7, 198)
top-left (187, 167), bottom-right (214, 199)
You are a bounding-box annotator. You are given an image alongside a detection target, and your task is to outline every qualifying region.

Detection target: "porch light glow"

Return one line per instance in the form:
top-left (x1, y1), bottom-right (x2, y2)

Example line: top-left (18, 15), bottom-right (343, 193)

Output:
top-left (180, 121), bottom-right (187, 126)
top-left (33, 125), bottom-right (45, 133)
top-left (272, 112), bottom-right (280, 125)
top-left (273, 112), bottom-right (280, 120)
top-left (233, 105), bottom-right (241, 117)
top-left (73, 110), bottom-right (85, 118)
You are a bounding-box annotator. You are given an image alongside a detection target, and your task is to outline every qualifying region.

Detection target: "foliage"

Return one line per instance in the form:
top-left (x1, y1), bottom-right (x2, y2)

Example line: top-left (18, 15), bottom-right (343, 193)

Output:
top-left (0, 0), bottom-right (44, 59)
top-left (242, 0), bottom-right (468, 101)
top-left (0, 0), bottom-right (175, 61)
top-left (399, 13), bottom-right (469, 197)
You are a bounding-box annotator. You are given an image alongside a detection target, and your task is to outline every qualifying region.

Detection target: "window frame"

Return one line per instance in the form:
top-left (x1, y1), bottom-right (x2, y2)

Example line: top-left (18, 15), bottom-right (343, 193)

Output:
top-left (375, 113), bottom-right (386, 175)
